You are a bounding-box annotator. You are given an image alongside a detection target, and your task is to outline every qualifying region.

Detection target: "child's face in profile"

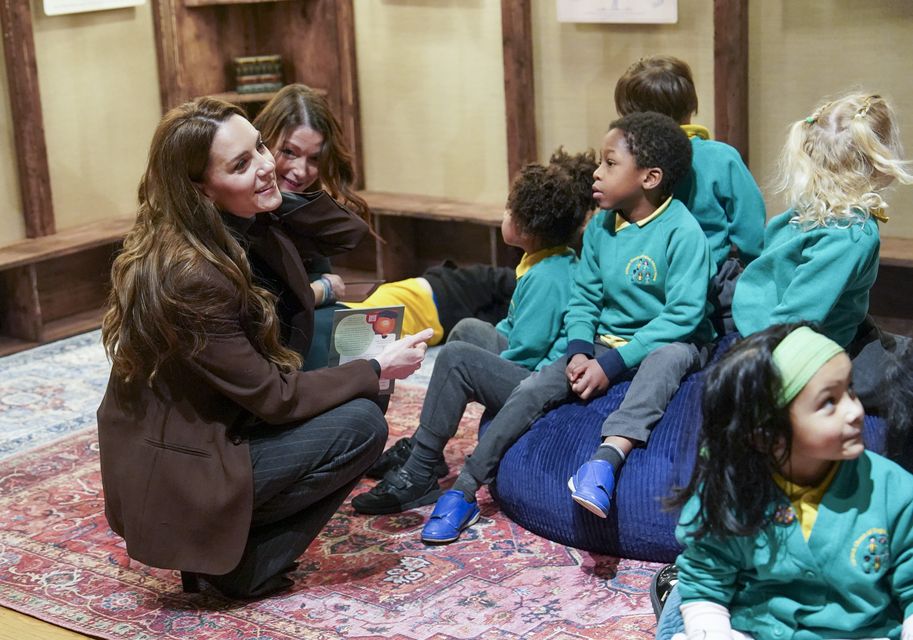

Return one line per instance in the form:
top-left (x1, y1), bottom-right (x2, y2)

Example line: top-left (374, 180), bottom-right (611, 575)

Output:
top-left (500, 208), bottom-right (527, 250)
top-left (781, 352), bottom-right (865, 484)
top-left (592, 128), bottom-right (649, 213)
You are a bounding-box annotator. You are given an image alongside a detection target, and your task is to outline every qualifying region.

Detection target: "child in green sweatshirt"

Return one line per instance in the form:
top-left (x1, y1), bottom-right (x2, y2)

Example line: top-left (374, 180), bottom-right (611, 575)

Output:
top-left (614, 55), bottom-right (766, 334)
top-left (402, 113), bottom-right (714, 543)
top-left (350, 156), bottom-right (594, 519)
top-left (733, 92), bottom-right (913, 468)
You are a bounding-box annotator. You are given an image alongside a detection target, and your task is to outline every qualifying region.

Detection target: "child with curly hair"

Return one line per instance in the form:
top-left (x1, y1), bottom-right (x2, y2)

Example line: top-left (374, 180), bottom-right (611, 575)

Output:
top-left (351, 158), bottom-right (588, 518)
top-left (354, 112), bottom-right (714, 543)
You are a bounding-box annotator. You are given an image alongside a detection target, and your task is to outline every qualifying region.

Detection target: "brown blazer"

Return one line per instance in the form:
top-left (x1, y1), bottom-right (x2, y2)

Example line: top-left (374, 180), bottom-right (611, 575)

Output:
top-left (97, 194), bottom-right (377, 575)
top-left (238, 190), bottom-right (371, 353)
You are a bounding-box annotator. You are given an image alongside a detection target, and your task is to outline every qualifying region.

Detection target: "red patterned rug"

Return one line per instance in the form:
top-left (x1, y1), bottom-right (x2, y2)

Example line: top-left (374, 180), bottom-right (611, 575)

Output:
top-left (0, 383), bottom-right (659, 639)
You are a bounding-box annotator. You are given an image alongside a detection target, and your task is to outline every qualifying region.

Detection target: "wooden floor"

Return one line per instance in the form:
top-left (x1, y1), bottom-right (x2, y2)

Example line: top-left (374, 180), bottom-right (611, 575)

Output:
top-left (0, 607), bottom-right (92, 640)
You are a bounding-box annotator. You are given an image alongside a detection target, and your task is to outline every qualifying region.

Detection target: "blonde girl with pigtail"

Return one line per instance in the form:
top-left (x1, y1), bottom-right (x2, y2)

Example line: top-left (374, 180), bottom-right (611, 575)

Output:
top-left (731, 92), bottom-right (913, 467)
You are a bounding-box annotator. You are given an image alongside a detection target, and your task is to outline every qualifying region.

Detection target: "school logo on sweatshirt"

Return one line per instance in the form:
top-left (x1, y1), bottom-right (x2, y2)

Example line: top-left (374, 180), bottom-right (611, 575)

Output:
top-left (625, 255), bottom-right (658, 284)
top-left (850, 528), bottom-right (890, 574)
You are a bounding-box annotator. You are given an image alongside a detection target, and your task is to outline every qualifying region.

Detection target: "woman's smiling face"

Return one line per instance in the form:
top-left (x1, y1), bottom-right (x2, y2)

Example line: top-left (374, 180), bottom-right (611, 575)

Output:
top-left (273, 125), bottom-right (323, 193)
top-left (200, 114), bottom-right (281, 217)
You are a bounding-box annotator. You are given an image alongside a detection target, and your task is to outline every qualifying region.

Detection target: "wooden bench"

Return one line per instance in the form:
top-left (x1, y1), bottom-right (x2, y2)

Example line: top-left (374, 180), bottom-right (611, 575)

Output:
top-left (870, 236), bottom-right (913, 336)
top-left (880, 236), bottom-right (913, 269)
top-left (356, 190), bottom-right (517, 280)
top-left (0, 217), bottom-right (134, 356)
top-left (1, 202), bottom-right (910, 357)
top-left (0, 192), bottom-right (516, 356)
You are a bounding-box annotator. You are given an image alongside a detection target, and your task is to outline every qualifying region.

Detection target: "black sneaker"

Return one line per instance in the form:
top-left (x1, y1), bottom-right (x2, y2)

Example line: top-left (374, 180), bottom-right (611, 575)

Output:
top-left (365, 437), bottom-right (449, 480)
top-left (352, 467), bottom-right (442, 515)
top-left (650, 564), bottom-right (678, 619)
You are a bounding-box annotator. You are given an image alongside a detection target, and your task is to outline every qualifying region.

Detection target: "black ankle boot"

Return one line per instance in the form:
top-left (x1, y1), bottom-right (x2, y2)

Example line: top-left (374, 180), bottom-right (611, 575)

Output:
top-left (181, 571), bottom-right (200, 593)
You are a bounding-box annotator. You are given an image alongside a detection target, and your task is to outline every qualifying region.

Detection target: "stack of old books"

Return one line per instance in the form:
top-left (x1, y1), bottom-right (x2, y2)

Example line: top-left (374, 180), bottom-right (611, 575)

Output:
top-left (234, 55), bottom-right (284, 94)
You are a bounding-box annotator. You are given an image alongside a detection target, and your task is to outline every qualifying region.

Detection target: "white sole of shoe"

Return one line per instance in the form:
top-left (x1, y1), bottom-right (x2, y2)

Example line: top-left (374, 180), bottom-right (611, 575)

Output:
top-left (567, 477), bottom-right (608, 518)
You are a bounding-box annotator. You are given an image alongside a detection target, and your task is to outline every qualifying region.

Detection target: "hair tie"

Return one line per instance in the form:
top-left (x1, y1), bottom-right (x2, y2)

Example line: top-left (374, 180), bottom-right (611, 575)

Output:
top-left (804, 101), bottom-right (831, 126)
top-left (854, 95), bottom-right (879, 120)
top-left (771, 327), bottom-right (844, 407)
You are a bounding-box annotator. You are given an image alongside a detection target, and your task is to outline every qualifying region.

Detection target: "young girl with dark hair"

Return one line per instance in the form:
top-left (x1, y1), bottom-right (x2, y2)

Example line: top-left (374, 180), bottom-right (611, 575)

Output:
top-left (656, 324), bottom-right (913, 639)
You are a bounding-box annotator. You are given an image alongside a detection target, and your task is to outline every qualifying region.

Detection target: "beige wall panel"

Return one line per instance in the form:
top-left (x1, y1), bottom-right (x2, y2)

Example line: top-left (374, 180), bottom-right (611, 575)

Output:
top-left (31, 1), bottom-right (160, 232)
top-left (749, 0), bottom-right (913, 238)
top-left (354, 0), bottom-right (509, 205)
top-left (532, 0), bottom-right (715, 162)
top-left (0, 41), bottom-right (26, 246)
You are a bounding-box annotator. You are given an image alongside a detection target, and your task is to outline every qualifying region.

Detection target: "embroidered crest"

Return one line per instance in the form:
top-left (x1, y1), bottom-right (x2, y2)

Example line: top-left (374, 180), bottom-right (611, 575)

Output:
top-left (772, 503), bottom-right (797, 525)
top-left (850, 528), bottom-right (890, 574)
top-left (625, 255), bottom-right (658, 284)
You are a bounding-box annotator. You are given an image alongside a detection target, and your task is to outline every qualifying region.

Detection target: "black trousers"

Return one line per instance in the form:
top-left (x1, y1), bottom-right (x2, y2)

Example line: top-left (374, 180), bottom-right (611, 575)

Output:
top-left (206, 398), bottom-right (386, 597)
top-left (849, 319), bottom-right (913, 469)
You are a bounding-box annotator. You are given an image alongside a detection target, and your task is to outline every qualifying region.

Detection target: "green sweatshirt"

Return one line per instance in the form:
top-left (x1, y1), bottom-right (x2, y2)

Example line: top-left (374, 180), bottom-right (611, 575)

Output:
top-left (565, 198), bottom-right (715, 379)
top-left (676, 451), bottom-right (913, 639)
top-left (496, 246), bottom-right (577, 371)
top-left (732, 209), bottom-right (880, 347)
top-left (675, 125), bottom-right (766, 269)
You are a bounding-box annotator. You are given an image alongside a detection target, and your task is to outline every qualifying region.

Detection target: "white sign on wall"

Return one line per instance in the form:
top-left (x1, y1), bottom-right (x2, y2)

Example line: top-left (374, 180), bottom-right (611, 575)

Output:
top-left (558, 0), bottom-right (678, 24)
top-left (44, 0), bottom-right (144, 16)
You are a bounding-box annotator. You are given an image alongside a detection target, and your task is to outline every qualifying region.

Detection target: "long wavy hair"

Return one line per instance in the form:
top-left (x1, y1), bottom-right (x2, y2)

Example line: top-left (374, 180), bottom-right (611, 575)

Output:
top-left (775, 92), bottom-right (913, 229)
top-left (102, 97), bottom-right (301, 384)
top-left (670, 323), bottom-right (811, 539)
top-left (254, 84), bottom-right (369, 223)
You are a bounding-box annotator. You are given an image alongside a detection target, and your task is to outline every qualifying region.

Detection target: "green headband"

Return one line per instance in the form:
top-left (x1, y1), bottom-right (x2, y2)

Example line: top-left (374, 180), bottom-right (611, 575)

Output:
top-left (772, 326), bottom-right (844, 407)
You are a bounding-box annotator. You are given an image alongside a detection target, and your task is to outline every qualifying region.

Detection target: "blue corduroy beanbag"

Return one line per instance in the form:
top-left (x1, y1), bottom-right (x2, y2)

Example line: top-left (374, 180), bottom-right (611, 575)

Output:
top-left (482, 336), bottom-right (888, 563)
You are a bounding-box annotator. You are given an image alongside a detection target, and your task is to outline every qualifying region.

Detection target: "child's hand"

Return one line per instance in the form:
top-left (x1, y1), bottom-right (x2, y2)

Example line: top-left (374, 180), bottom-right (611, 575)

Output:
top-left (565, 354), bottom-right (590, 383)
top-left (569, 359), bottom-right (609, 400)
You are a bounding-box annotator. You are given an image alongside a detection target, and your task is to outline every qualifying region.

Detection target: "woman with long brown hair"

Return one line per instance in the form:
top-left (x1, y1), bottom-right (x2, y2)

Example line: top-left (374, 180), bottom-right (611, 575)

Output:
top-left (252, 84), bottom-right (374, 369)
top-left (98, 97), bottom-right (431, 599)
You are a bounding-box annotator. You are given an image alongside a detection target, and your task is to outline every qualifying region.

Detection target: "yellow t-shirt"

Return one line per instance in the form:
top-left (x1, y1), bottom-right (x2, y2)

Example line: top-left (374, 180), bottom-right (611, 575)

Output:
top-left (773, 463), bottom-right (840, 541)
top-left (346, 277), bottom-right (444, 345)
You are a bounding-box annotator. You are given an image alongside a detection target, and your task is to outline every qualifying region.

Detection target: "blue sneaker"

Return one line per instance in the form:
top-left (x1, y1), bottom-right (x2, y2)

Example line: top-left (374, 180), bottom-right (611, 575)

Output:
top-left (421, 490), bottom-right (481, 544)
top-left (568, 459), bottom-right (615, 518)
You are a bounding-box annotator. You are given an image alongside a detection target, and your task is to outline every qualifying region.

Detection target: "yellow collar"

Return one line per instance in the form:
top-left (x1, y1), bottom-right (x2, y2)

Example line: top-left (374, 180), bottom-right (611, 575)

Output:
top-left (516, 245), bottom-right (572, 279)
top-left (681, 124), bottom-right (711, 140)
top-left (614, 197), bottom-right (673, 232)
top-left (773, 461), bottom-right (840, 503)
top-left (871, 207), bottom-right (889, 223)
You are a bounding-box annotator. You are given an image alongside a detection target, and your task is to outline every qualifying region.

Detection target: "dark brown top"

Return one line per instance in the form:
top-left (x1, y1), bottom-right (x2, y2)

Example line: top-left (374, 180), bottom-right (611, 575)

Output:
top-left (97, 193), bottom-right (377, 574)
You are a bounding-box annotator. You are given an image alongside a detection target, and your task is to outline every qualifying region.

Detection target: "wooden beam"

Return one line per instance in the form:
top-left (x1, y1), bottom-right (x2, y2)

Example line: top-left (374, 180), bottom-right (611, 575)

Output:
top-left (501, 0), bottom-right (537, 182)
top-left (713, 0), bottom-right (749, 163)
top-left (335, 0), bottom-right (365, 189)
top-left (0, 0), bottom-right (55, 237)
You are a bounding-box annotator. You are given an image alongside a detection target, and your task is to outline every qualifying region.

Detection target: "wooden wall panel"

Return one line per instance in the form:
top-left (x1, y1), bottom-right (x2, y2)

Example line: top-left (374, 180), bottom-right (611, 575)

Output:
top-left (501, 0), bottom-right (537, 180)
top-left (0, 0), bottom-right (54, 237)
top-left (714, 0), bottom-right (749, 162)
top-left (150, 0), bottom-right (362, 178)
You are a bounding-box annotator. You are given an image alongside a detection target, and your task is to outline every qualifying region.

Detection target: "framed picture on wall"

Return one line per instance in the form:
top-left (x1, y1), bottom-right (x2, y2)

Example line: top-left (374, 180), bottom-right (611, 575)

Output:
top-left (44, 0), bottom-right (144, 16)
top-left (557, 0), bottom-right (678, 24)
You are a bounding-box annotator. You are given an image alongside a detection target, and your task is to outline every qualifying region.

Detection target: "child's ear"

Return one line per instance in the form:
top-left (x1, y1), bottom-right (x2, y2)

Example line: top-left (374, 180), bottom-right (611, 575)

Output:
top-left (642, 167), bottom-right (663, 191)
